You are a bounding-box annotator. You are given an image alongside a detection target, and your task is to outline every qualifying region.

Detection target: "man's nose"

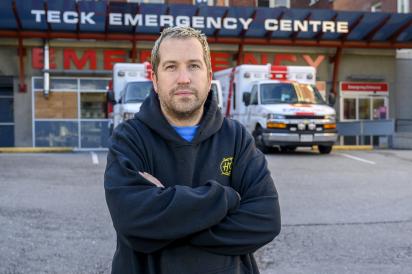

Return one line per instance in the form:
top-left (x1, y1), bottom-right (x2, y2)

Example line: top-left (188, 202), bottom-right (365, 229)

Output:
top-left (177, 68), bottom-right (191, 84)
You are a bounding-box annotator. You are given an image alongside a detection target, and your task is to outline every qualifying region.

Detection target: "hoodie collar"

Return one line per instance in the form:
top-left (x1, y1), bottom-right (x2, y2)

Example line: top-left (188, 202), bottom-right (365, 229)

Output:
top-left (135, 89), bottom-right (223, 145)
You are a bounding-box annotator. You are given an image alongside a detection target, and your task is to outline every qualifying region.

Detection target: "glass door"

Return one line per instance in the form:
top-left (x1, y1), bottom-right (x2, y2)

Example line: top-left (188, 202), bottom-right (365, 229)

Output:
top-left (340, 96), bottom-right (388, 145)
top-left (0, 81), bottom-right (14, 147)
top-left (372, 98), bottom-right (387, 120)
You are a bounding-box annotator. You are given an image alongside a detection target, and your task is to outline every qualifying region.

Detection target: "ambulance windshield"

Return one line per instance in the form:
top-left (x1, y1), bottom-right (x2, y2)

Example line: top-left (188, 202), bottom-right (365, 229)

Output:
top-left (260, 83), bottom-right (298, 104)
top-left (296, 84), bottom-right (326, 105)
top-left (124, 81), bottom-right (152, 103)
top-left (260, 83), bottom-right (326, 105)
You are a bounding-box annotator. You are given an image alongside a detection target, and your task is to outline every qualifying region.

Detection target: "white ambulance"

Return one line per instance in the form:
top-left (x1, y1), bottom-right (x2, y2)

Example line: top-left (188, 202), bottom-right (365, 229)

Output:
top-left (214, 64), bottom-right (337, 154)
top-left (107, 62), bottom-right (153, 134)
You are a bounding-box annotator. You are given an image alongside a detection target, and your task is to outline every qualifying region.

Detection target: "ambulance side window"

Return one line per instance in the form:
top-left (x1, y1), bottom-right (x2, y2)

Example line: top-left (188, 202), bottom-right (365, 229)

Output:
top-left (251, 85), bottom-right (258, 105)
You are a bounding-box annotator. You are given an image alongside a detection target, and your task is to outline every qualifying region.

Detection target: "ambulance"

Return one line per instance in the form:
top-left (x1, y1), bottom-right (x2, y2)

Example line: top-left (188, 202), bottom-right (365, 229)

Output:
top-left (214, 64), bottom-right (337, 154)
top-left (107, 62), bottom-right (153, 134)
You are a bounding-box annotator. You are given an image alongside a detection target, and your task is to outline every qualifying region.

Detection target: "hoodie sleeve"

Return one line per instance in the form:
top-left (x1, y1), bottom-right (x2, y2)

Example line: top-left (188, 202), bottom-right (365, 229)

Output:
top-left (104, 122), bottom-right (240, 254)
top-left (190, 126), bottom-right (281, 256)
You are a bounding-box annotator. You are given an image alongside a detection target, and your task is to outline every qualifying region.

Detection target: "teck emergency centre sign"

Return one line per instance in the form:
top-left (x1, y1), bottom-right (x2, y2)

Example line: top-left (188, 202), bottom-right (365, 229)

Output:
top-left (30, 9), bottom-right (349, 34)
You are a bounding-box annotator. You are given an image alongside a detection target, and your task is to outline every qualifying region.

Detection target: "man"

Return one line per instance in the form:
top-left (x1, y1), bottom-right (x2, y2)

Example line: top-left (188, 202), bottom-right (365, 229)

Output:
top-left (104, 26), bottom-right (281, 274)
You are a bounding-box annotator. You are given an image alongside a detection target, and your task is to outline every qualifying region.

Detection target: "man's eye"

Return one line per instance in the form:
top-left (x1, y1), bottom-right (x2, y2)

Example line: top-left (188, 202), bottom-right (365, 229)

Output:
top-left (165, 65), bottom-right (176, 71)
top-left (189, 64), bottom-right (200, 70)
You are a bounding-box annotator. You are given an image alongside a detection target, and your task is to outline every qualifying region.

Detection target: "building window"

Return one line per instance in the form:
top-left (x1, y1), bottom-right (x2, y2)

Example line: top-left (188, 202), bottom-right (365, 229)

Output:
top-left (35, 91), bottom-right (78, 119)
top-left (398, 0), bottom-right (410, 13)
top-left (32, 77), bottom-right (111, 149)
top-left (257, 0), bottom-right (290, 8)
top-left (371, 2), bottom-right (382, 12)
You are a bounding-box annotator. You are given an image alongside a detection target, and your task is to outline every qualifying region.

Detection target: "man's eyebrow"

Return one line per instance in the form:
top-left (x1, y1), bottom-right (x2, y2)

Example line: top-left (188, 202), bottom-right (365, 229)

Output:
top-left (187, 59), bottom-right (203, 63)
top-left (161, 59), bottom-right (203, 67)
top-left (161, 60), bottom-right (177, 66)
top-left (162, 59), bottom-right (202, 64)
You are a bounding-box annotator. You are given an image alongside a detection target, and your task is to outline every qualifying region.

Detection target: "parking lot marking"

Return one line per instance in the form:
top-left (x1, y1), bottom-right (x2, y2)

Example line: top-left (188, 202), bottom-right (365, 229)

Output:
top-left (340, 153), bottom-right (376, 165)
top-left (91, 152), bottom-right (99, 165)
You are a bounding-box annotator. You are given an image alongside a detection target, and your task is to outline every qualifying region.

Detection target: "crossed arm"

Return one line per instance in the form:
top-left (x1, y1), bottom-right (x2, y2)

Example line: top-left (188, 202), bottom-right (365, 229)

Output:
top-left (104, 124), bottom-right (280, 255)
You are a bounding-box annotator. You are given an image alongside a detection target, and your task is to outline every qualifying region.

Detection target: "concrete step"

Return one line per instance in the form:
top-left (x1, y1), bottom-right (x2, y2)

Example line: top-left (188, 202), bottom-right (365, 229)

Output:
top-left (392, 132), bottom-right (412, 149)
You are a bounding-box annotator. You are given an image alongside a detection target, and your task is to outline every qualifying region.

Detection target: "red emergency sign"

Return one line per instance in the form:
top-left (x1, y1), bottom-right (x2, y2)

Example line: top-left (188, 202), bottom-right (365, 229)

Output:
top-left (341, 82), bottom-right (389, 93)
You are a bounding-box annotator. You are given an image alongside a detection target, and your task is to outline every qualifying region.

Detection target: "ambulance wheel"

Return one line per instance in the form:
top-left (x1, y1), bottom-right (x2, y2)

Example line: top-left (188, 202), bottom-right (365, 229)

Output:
top-left (253, 125), bottom-right (271, 154)
top-left (318, 145), bottom-right (332, 154)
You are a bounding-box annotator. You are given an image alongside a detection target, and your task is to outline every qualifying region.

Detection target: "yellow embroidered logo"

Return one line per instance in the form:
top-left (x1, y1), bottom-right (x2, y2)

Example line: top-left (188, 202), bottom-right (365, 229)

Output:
top-left (220, 157), bottom-right (233, 176)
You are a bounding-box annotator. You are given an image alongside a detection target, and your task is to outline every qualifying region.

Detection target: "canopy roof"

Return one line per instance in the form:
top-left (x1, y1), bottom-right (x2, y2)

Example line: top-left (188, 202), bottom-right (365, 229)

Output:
top-left (1, 0), bottom-right (412, 48)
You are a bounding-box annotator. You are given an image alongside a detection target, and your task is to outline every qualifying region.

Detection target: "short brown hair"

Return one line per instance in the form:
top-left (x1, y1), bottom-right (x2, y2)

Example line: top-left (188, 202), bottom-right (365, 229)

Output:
top-left (151, 26), bottom-right (211, 76)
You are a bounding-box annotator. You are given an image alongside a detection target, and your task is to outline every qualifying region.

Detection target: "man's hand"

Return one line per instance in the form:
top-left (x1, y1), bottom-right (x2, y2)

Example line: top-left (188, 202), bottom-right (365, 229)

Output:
top-left (139, 171), bottom-right (164, 188)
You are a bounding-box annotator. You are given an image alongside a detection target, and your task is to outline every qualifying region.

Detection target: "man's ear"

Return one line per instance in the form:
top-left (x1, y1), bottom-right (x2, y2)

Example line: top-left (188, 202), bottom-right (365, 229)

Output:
top-left (208, 70), bottom-right (212, 90)
top-left (152, 71), bottom-right (158, 93)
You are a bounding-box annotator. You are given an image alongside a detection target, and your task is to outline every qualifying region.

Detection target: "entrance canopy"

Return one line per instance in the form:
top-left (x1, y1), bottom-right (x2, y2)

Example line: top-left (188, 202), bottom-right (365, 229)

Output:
top-left (1, 0), bottom-right (412, 49)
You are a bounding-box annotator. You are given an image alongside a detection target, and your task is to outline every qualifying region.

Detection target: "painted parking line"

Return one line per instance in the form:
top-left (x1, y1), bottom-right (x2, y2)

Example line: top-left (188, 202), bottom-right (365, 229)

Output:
top-left (339, 153), bottom-right (376, 165)
top-left (91, 152), bottom-right (99, 165)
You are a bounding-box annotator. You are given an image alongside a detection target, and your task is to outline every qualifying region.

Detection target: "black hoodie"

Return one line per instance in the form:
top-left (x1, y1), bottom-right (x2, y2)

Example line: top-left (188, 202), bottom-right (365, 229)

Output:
top-left (104, 90), bottom-right (281, 274)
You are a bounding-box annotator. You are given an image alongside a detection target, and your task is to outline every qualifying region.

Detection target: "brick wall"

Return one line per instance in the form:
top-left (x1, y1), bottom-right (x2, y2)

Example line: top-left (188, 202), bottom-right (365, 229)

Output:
top-left (333, 0), bottom-right (396, 12)
top-left (168, 0), bottom-right (193, 4)
top-left (229, 0), bottom-right (255, 7)
top-left (215, 0), bottom-right (227, 6)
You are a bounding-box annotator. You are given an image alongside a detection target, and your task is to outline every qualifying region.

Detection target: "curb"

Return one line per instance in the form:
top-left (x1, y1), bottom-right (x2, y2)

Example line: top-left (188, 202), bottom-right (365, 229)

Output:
top-left (0, 147), bottom-right (74, 153)
top-left (331, 145), bottom-right (373, 151)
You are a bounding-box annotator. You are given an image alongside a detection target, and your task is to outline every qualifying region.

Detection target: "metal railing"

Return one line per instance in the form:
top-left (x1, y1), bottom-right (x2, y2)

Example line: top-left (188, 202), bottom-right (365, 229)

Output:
top-left (395, 119), bottom-right (412, 132)
top-left (336, 119), bottom-right (395, 147)
top-left (337, 119), bottom-right (395, 136)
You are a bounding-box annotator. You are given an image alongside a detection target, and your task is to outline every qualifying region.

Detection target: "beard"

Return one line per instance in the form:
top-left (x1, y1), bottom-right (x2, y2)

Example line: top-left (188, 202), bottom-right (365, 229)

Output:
top-left (158, 84), bottom-right (209, 120)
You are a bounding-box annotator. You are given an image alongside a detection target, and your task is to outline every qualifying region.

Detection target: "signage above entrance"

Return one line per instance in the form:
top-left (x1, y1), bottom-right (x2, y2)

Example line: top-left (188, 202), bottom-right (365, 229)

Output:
top-left (340, 82), bottom-right (389, 95)
top-left (30, 9), bottom-right (349, 34)
top-left (2, 1), bottom-right (412, 47)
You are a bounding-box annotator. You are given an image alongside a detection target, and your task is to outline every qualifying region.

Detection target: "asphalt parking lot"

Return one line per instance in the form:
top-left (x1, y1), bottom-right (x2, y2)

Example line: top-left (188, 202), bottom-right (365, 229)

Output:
top-left (0, 148), bottom-right (411, 274)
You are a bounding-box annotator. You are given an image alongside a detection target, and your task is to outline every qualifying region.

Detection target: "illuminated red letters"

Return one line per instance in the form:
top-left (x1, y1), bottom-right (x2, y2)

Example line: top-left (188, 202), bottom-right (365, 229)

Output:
top-left (63, 49), bottom-right (97, 70)
top-left (31, 48), bottom-right (57, 69)
top-left (104, 50), bottom-right (127, 70)
top-left (31, 48), bottom-right (326, 70)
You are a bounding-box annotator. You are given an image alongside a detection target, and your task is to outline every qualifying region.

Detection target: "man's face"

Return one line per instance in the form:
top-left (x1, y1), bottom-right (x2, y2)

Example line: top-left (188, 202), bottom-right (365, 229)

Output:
top-left (152, 37), bottom-right (212, 120)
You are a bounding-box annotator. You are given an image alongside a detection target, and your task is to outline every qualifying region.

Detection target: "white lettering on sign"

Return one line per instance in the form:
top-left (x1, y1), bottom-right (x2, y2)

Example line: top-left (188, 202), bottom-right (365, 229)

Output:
top-left (239, 18), bottom-right (253, 30)
top-left (32, 10), bottom-right (95, 24)
top-left (63, 11), bottom-right (79, 24)
top-left (145, 14), bottom-right (157, 27)
top-left (29, 9), bottom-right (349, 33)
top-left (223, 17), bottom-right (237, 30)
top-left (192, 16), bottom-right (205, 28)
top-left (31, 10), bottom-right (45, 22)
top-left (337, 21), bottom-right (349, 33)
top-left (265, 19), bottom-right (349, 33)
top-left (110, 13), bottom-right (122, 26)
top-left (80, 12), bottom-right (95, 24)
top-left (176, 16), bottom-right (190, 27)
top-left (124, 14), bottom-right (143, 26)
top-left (160, 15), bottom-right (174, 27)
top-left (48, 11), bottom-right (60, 23)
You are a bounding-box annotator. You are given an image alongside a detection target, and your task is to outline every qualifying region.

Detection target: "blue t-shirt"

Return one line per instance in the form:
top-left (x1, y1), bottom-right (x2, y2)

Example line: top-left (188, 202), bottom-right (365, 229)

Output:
top-left (172, 125), bottom-right (199, 142)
